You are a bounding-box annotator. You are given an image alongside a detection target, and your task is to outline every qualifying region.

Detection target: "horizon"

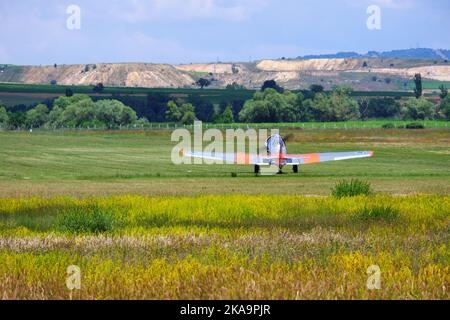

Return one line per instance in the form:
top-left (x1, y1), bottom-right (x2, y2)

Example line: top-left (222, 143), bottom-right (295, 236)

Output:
top-left (4, 47), bottom-right (450, 67)
top-left (1, 0), bottom-right (449, 65)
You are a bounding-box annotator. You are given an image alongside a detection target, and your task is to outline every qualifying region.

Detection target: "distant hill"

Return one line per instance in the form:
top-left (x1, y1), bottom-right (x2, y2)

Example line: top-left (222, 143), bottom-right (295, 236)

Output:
top-left (300, 48), bottom-right (450, 60)
top-left (1, 48), bottom-right (449, 91)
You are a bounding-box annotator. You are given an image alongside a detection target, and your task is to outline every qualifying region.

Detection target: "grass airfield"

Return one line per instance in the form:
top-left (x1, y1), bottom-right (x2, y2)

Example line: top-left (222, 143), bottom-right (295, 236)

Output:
top-left (0, 128), bottom-right (448, 299)
top-left (0, 128), bottom-right (449, 197)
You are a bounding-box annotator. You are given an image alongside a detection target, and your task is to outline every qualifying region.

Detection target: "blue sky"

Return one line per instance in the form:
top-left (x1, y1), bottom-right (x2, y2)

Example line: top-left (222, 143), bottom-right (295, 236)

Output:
top-left (0, 0), bottom-right (449, 65)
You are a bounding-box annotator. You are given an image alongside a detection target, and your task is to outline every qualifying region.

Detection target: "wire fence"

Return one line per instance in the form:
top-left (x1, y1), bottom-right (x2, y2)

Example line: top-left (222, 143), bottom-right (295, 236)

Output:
top-left (1, 120), bottom-right (449, 132)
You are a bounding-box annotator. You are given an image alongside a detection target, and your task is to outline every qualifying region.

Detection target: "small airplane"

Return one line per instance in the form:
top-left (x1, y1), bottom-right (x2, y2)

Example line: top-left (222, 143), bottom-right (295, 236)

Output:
top-left (184, 134), bottom-right (373, 174)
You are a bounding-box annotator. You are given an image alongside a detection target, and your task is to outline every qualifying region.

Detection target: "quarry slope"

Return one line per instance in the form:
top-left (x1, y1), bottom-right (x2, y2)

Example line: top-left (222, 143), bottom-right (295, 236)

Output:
top-left (0, 58), bottom-right (448, 90)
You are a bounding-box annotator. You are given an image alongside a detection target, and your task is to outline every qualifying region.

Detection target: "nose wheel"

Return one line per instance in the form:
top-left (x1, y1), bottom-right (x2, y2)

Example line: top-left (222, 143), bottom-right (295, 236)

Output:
top-left (293, 165), bottom-right (299, 173)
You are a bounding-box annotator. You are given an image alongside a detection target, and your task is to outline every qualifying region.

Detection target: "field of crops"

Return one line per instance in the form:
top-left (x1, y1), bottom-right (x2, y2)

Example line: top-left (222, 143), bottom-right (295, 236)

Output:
top-left (0, 83), bottom-right (255, 107)
top-left (0, 194), bottom-right (448, 299)
top-left (0, 82), bottom-right (440, 108)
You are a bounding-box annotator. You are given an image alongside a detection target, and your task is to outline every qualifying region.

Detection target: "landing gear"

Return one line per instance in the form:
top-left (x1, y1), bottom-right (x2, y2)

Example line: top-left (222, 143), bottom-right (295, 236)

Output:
top-left (254, 165), bottom-right (260, 174)
top-left (277, 165), bottom-right (284, 175)
top-left (293, 165), bottom-right (299, 173)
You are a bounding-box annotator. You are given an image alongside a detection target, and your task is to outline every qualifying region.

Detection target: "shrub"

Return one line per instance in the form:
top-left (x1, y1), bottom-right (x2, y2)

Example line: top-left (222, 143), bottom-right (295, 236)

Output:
top-left (56, 205), bottom-right (118, 234)
top-left (405, 122), bottom-right (425, 129)
top-left (354, 205), bottom-right (399, 222)
top-left (331, 179), bottom-right (373, 198)
top-left (382, 123), bottom-right (395, 129)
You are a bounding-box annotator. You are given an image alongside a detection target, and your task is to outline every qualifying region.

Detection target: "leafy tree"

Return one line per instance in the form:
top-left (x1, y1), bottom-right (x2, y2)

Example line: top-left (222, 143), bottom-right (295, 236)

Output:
top-left (146, 93), bottom-right (170, 122)
top-left (366, 98), bottom-right (401, 118)
top-left (25, 104), bottom-right (49, 128)
top-left (300, 86), bottom-right (359, 122)
top-left (187, 96), bottom-right (214, 122)
top-left (53, 94), bottom-right (91, 109)
top-left (135, 117), bottom-right (149, 127)
top-left (61, 99), bottom-right (96, 127)
top-left (94, 99), bottom-right (137, 128)
top-left (439, 85), bottom-right (448, 99)
top-left (328, 86), bottom-right (360, 121)
top-left (195, 78), bottom-right (211, 89)
top-left (305, 93), bottom-right (333, 121)
top-left (440, 96), bottom-right (450, 120)
top-left (166, 99), bottom-right (196, 123)
top-left (239, 100), bottom-right (270, 123)
top-left (166, 100), bottom-right (183, 122)
top-left (401, 97), bottom-right (436, 120)
top-left (93, 83), bottom-right (104, 93)
top-left (65, 88), bottom-right (74, 97)
top-left (239, 88), bottom-right (303, 122)
top-left (413, 73), bottom-right (423, 98)
top-left (48, 106), bottom-right (64, 127)
top-left (226, 82), bottom-right (245, 90)
top-left (220, 106), bottom-right (234, 123)
top-left (53, 96), bottom-right (72, 109)
top-left (7, 111), bottom-right (26, 129)
top-left (180, 111), bottom-right (196, 125)
top-left (0, 106), bottom-right (9, 127)
top-left (309, 84), bottom-right (324, 94)
top-left (6, 94), bottom-right (142, 129)
top-left (261, 80), bottom-right (283, 93)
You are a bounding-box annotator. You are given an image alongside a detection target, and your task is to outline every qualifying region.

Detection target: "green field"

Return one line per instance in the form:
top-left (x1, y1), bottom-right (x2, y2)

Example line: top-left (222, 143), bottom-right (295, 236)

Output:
top-left (0, 83), bottom-right (255, 107)
top-left (405, 80), bottom-right (450, 90)
top-left (0, 82), bottom-right (440, 108)
top-left (0, 128), bottom-right (449, 197)
top-left (0, 128), bottom-right (449, 300)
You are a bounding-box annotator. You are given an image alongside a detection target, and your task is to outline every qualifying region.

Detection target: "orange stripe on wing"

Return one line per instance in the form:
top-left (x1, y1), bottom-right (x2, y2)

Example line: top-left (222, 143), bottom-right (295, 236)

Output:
top-left (235, 153), bottom-right (251, 164)
top-left (301, 153), bottom-right (321, 164)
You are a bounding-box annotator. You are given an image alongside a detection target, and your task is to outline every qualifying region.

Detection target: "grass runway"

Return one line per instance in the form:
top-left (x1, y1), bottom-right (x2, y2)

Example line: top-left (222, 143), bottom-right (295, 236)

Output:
top-left (0, 128), bottom-right (449, 196)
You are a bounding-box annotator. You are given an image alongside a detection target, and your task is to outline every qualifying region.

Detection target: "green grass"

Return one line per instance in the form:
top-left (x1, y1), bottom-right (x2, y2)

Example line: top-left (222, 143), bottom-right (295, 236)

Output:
top-left (56, 204), bottom-right (118, 234)
top-left (0, 128), bottom-right (448, 197)
top-left (331, 179), bottom-right (373, 198)
top-left (353, 205), bottom-right (400, 222)
top-left (196, 120), bottom-right (449, 129)
top-left (404, 80), bottom-right (450, 90)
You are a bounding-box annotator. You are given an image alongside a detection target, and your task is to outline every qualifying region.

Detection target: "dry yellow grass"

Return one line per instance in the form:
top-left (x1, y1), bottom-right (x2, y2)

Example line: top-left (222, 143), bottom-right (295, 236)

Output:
top-left (0, 195), bottom-right (448, 299)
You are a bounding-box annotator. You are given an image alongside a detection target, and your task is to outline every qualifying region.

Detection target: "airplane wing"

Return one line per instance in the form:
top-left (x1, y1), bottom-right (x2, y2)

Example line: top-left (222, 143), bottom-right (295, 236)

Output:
top-left (283, 151), bottom-right (374, 165)
top-left (184, 150), bottom-right (373, 165)
top-left (184, 151), bottom-right (271, 165)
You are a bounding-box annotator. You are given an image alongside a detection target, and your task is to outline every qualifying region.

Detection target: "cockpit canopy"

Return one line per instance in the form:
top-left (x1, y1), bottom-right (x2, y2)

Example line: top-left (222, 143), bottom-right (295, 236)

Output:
top-left (266, 134), bottom-right (287, 156)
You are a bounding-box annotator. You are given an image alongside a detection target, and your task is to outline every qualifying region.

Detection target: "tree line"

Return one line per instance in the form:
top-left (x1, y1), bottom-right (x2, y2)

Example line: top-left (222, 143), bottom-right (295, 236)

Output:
top-left (1, 80), bottom-right (449, 129)
top-left (0, 94), bottom-right (148, 129)
top-left (162, 82), bottom-right (450, 124)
